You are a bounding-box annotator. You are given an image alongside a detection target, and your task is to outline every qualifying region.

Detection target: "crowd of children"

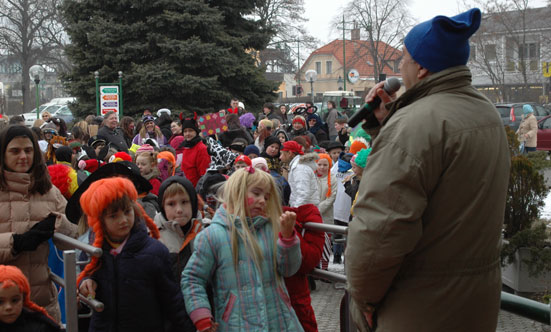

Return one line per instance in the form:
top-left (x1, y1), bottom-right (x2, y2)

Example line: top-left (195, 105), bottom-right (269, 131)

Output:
top-left (1, 102), bottom-right (371, 331)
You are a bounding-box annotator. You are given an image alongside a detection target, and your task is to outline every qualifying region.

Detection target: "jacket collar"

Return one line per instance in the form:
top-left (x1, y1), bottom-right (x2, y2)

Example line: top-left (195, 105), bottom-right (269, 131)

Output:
top-left (385, 65), bottom-right (472, 125)
top-left (212, 205), bottom-right (269, 230)
top-left (2, 170), bottom-right (31, 195)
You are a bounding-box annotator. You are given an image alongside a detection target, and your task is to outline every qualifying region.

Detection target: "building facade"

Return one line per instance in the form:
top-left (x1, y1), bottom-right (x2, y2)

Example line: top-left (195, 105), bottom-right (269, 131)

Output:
top-left (469, 6), bottom-right (551, 103)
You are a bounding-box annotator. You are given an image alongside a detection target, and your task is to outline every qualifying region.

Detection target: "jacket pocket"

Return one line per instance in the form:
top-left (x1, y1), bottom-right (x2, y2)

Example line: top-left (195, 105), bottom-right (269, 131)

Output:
top-left (222, 292), bottom-right (236, 323)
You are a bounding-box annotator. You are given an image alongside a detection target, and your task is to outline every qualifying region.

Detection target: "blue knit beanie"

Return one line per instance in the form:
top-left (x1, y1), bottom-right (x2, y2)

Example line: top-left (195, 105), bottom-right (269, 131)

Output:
top-left (404, 8), bottom-right (481, 73)
top-left (244, 144), bottom-right (260, 156)
top-left (523, 104), bottom-right (534, 115)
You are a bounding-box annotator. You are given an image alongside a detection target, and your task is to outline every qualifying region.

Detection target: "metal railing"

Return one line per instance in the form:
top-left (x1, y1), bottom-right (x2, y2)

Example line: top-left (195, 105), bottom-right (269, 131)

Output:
top-left (50, 233), bottom-right (104, 332)
top-left (301, 221), bottom-right (551, 330)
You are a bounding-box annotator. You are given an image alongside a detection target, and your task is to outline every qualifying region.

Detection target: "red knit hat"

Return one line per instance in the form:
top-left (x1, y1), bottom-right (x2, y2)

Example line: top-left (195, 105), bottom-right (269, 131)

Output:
top-left (78, 159), bottom-right (102, 173)
top-left (0, 265), bottom-right (56, 323)
top-left (235, 154), bottom-right (252, 166)
top-left (292, 115), bottom-right (306, 127)
top-left (282, 140), bottom-right (304, 155)
top-left (77, 177), bottom-right (160, 285)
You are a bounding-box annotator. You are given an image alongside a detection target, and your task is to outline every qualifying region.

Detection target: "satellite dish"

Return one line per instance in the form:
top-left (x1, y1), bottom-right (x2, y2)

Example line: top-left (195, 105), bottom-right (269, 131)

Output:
top-left (305, 69), bottom-right (317, 82)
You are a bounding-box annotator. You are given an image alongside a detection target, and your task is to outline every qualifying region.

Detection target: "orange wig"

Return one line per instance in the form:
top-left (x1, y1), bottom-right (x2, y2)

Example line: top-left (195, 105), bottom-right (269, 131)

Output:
top-left (77, 177), bottom-right (160, 285)
top-left (0, 265), bottom-right (56, 323)
top-left (317, 153), bottom-right (333, 198)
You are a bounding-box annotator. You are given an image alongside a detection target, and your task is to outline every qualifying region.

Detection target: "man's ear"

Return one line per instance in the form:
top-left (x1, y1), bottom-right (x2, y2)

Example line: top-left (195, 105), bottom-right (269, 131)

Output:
top-left (418, 66), bottom-right (431, 80)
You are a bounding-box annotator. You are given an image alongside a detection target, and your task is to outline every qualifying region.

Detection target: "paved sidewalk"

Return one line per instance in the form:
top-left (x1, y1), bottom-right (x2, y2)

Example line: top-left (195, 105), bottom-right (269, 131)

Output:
top-left (310, 261), bottom-right (551, 331)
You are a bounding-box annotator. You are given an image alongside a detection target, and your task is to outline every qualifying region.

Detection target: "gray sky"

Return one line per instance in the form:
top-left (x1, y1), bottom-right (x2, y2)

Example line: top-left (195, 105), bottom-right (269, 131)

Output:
top-left (303, 0), bottom-right (548, 45)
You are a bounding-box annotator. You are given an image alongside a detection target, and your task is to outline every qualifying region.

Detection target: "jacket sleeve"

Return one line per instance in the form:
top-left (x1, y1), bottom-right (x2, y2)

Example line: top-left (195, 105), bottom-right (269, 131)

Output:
top-left (181, 229), bottom-right (216, 325)
top-left (526, 116), bottom-right (538, 139)
top-left (292, 166), bottom-right (319, 207)
top-left (155, 244), bottom-right (195, 331)
top-left (285, 205), bottom-right (324, 275)
top-left (51, 187), bottom-right (78, 250)
top-left (345, 142), bottom-right (425, 312)
top-left (318, 176), bottom-right (337, 215)
top-left (276, 231), bottom-right (302, 277)
top-left (0, 233), bottom-right (16, 263)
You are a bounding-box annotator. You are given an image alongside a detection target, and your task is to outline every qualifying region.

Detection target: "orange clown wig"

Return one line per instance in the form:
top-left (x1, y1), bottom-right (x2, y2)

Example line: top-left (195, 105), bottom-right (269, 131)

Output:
top-left (0, 265), bottom-right (56, 323)
top-left (76, 177), bottom-right (160, 286)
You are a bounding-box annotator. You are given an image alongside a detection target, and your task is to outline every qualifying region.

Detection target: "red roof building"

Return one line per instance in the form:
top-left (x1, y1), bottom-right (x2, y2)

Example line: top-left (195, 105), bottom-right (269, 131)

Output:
top-left (298, 39), bottom-right (402, 97)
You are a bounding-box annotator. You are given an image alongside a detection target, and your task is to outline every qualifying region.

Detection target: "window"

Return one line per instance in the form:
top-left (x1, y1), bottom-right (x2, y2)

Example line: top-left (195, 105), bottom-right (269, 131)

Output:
top-left (505, 37), bottom-right (515, 71)
top-left (326, 61), bottom-right (332, 74)
top-left (484, 44), bottom-right (496, 61)
top-left (518, 42), bottom-right (539, 70)
top-left (315, 62), bottom-right (321, 74)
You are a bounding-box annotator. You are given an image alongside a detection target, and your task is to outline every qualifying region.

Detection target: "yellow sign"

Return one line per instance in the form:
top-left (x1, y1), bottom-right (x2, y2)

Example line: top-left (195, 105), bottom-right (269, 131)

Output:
top-left (544, 62), bottom-right (551, 78)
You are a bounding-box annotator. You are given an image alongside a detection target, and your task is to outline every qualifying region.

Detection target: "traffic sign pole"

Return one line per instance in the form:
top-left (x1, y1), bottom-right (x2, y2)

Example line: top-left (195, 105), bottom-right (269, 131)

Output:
top-left (118, 71), bottom-right (123, 118)
top-left (95, 71), bottom-right (100, 116)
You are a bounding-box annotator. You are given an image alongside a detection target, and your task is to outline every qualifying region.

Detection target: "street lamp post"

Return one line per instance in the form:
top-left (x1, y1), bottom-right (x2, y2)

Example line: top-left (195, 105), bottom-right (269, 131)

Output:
top-left (29, 65), bottom-right (45, 119)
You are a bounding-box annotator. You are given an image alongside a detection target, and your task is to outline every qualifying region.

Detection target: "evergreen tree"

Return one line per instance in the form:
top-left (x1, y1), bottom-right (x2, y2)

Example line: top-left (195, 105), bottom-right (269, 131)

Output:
top-left (62, 0), bottom-right (277, 118)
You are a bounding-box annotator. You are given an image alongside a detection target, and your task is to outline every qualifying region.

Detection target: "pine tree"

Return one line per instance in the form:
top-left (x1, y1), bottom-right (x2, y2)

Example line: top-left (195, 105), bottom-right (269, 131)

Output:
top-left (62, 0), bottom-right (277, 118)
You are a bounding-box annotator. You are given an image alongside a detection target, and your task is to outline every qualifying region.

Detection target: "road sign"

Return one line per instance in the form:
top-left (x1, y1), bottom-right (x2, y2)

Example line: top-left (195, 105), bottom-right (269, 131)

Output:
top-left (100, 85), bottom-right (119, 117)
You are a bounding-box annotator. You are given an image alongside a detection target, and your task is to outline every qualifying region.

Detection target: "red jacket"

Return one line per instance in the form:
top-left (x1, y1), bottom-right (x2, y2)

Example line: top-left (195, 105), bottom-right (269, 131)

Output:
top-left (180, 140), bottom-right (210, 187)
top-left (283, 204), bottom-right (324, 332)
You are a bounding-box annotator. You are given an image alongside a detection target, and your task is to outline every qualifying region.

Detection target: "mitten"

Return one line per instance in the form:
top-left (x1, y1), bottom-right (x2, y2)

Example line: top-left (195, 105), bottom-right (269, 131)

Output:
top-left (12, 214), bottom-right (56, 254)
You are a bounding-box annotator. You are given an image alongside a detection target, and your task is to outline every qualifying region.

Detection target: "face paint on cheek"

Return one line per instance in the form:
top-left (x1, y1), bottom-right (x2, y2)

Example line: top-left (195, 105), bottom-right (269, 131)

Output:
top-left (247, 197), bottom-right (255, 207)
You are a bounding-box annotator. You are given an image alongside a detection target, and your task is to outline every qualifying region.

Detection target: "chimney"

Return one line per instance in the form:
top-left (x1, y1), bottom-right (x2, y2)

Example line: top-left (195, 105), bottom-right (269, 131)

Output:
top-left (351, 21), bottom-right (360, 40)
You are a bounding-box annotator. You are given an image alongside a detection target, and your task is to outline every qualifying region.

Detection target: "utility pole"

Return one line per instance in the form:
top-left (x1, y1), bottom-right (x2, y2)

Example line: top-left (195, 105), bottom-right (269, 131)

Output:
top-left (337, 14), bottom-right (353, 91)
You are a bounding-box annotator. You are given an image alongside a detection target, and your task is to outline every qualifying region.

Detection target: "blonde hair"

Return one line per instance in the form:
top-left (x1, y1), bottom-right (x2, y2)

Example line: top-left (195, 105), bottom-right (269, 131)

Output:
top-left (223, 168), bottom-right (282, 275)
top-left (136, 151), bottom-right (158, 166)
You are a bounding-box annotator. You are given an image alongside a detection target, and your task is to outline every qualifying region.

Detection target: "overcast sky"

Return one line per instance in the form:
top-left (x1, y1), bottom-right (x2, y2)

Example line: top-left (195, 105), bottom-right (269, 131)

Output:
top-left (302, 0), bottom-right (548, 45)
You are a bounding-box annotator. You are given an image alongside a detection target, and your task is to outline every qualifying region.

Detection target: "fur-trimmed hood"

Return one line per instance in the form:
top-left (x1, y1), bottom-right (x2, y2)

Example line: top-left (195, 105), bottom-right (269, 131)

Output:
top-left (297, 152), bottom-right (319, 173)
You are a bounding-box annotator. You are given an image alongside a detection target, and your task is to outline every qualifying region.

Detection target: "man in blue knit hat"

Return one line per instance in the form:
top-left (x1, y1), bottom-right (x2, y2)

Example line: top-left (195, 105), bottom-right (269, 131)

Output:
top-left (346, 8), bottom-right (511, 331)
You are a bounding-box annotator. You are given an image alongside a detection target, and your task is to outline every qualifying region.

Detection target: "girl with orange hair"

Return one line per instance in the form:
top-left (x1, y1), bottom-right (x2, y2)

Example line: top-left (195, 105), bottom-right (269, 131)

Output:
top-left (77, 177), bottom-right (193, 332)
top-left (0, 265), bottom-right (60, 331)
top-left (316, 153), bottom-right (337, 271)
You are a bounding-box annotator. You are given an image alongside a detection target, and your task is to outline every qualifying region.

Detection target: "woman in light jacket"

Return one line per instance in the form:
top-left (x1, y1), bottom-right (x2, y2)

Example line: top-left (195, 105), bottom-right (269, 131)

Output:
top-left (516, 104), bottom-right (538, 153)
top-left (0, 125), bottom-right (77, 322)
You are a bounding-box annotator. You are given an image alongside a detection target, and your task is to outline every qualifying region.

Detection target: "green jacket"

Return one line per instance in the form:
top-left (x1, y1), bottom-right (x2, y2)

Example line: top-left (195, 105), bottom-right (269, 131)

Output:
top-left (345, 66), bottom-right (510, 332)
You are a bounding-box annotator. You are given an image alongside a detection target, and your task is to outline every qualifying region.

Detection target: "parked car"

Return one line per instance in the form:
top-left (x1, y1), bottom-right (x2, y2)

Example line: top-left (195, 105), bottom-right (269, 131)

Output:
top-left (22, 97), bottom-right (76, 127)
top-left (495, 102), bottom-right (551, 131)
top-left (537, 115), bottom-right (551, 151)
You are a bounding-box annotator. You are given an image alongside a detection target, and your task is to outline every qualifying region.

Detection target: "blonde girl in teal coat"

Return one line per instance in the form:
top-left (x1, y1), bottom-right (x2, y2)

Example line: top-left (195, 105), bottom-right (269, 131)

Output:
top-left (182, 167), bottom-right (304, 332)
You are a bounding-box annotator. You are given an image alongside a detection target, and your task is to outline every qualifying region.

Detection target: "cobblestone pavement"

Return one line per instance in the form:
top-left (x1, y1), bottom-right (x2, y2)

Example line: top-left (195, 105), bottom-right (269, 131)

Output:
top-left (310, 260), bottom-right (551, 332)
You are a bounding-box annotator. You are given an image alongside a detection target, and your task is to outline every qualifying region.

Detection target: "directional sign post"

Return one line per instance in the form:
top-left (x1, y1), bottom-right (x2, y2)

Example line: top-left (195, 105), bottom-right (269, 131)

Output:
top-left (95, 72), bottom-right (123, 119)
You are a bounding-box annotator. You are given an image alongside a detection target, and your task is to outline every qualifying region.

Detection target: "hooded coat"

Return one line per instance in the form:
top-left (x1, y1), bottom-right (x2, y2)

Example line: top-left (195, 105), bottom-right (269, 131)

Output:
top-left (288, 153), bottom-right (320, 207)
top-left (516, 112), bottom-right (538, 148)
top-left (179, 137), bottom-right (211, 187)
top-left (345, 66), bottom-right (510, 331)
top-left (87, 225), bottom-right (193, 332)
top-left (182, 206), bottom-right (304, 332)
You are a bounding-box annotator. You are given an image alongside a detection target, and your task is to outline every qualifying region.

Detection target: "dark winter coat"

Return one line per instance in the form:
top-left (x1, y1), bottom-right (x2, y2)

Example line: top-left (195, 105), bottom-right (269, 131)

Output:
top-left (218, 127), bottom-right (254, 148)
top-left (97, 126), bottom-right (129, 152)
top-left (0, 308), bottom-right (61, 332)
top-left (283, 204), bottom-right (324, 332)
top-left (88, 226), bottom-right (193, 332)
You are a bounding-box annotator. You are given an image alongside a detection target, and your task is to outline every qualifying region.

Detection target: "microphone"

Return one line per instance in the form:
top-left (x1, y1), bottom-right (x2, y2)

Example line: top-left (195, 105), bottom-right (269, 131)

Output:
top-left (348, 77), bottom-right (401, 128)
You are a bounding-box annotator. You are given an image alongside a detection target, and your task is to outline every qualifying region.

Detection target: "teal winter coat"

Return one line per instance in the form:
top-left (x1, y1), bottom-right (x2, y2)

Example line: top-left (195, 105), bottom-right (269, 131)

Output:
top-left (181, 206), bottom-right (304, 331)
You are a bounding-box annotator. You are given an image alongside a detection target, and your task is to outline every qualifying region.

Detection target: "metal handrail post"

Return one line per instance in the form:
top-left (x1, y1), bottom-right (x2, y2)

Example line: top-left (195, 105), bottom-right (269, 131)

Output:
top-left (53, 233), bottom-right (103, 257)
top-left (303, 222), bottom-right (348, 235)
top-left (63, 250), bottom-right (78, 332)
top-left (500, 291), bottom-right (551, 325)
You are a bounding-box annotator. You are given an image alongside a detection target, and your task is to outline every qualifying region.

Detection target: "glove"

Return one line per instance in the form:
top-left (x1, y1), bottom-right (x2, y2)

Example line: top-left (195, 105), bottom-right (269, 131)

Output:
top-left (12, 214), bottom-right (56, 255)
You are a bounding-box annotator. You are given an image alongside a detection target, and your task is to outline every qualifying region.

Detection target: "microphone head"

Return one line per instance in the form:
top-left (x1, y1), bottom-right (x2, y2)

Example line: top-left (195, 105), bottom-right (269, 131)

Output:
top-left (384, 77), bottom-right (401, 94)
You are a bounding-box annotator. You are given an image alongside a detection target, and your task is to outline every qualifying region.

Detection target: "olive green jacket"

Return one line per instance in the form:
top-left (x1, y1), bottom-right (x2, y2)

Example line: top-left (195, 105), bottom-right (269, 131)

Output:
top-left (345, 66), bottom-right (510, 332)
